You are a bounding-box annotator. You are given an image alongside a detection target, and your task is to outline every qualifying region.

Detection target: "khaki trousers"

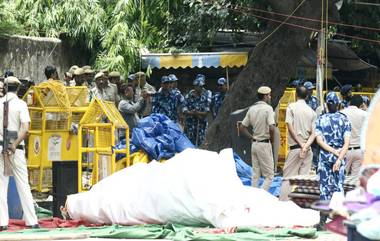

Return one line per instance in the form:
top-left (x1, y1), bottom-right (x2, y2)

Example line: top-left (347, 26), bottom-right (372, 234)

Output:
top-left (0, 149), bottom-right (38, 226)
top-left (345, 149), bottom-right (363, 177)
top-left (251, 142), bottom-right (274, 191)
top-left (279, 148), bottom-right (312, 201)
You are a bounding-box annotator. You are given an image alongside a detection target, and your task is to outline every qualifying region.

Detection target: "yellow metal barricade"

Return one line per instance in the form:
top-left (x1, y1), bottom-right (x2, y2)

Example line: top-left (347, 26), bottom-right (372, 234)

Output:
top-left (78, 98), bottom-right (130, 192)
top-left (277, 89), bottom-right (296, 169)
top-left (23, 83), bottom-right (89, 192)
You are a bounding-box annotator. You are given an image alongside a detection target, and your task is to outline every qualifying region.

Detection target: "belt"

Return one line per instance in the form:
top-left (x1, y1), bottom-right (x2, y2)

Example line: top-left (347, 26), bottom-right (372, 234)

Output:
top-left (252, 139), bottom-right (270, 143)
top-left (289, 144), bottom-right (301, 150)
top-left (348, 146), bottom-right (360, 150)
top-left (0, 141), bottom-right (24, 150)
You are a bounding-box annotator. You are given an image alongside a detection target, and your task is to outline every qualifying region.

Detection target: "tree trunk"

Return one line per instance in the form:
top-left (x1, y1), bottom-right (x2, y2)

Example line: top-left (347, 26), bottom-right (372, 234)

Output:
top-left (202, 0), bottom-right (339, 151)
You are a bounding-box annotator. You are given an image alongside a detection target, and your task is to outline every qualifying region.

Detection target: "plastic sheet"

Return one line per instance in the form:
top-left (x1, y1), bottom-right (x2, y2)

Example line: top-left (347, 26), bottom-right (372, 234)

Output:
top-left (131, 114), bottom-right (194, 160)
top-left (233, 153), bottom-right (282, 196)
top-left (233, 153), bottom-right (252, 186)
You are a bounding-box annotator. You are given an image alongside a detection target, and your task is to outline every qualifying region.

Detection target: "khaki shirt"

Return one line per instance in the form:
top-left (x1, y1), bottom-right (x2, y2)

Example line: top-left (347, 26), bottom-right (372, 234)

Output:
top-left (90, 83), bottom-right (120, 103)
top-left (0, 93), bottom-right (30, 146)
top-left (285, 99), bottom-right (316, 146)
top-left (341, 106), bottom-right (367, 147)
top-left (135, 83), bottom-right (156, 117)
top-left (242, 101), bottom-right (275, 141)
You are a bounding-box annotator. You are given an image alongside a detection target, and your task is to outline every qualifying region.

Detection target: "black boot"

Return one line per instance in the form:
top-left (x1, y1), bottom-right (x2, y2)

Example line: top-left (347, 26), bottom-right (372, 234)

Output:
top-left (314, 213), bottom-right (328, 231)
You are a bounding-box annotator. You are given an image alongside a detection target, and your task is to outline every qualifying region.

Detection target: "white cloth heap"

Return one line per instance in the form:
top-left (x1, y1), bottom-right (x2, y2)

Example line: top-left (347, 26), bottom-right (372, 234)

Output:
top-left (67, 148), bottom-right (319, 227)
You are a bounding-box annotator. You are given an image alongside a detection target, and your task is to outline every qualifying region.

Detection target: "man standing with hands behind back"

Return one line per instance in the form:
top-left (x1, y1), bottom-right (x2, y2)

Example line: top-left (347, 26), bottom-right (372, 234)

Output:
top-left (279, 86), bottom-right (316, 201)
top-left (239, 86), bottom-right (276, 191)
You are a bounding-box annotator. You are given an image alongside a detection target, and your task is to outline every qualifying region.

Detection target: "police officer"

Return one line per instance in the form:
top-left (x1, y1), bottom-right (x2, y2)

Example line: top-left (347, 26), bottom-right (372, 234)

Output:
top-left (90, 72), bottom-right (120, 103)
top-left (303, 81), bottom-right (320, 169)
top-left (0, 77), bottom-right (39, 230)
top-left (304, 81), bottom-right (319, 111)
top-left (341, 95), bottom-right (367, 176)
top-left (183, 75), bottom-right (210, 146)
top-left (240, 86), bottom-right (276, 191)
top-left (152, 76), bottom-right (182, 122)
top-left (83, 69), bottom-right (95, 88)
top-left (73, 68), bottom-right (87, 87)
top-left (315, 92), bottom-right (351, 229)
top-left (211, 77), bottom-right (228, 119)
top-left (109, 71), bottom-right (122, 96)
top-left (168, 74), bottom-right (185, 124)
top-left (279, 86), bottom-right (316, 201)
top-left (118, 84), bottom-right (146, 132)
top-left (134, 72), bottom-right (156, 117)
top-left (340, 84), bottom-right (352, 109)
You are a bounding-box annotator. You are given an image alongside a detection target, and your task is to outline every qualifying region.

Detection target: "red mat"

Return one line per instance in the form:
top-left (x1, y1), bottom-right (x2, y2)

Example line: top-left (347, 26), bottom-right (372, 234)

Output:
top-left (5, 218), bottom-right (101, 232)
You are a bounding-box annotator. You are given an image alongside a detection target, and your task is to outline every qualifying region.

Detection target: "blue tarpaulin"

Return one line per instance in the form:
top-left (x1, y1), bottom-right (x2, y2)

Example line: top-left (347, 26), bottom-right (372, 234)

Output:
top-left (233, 153), bottom-right (282, 196)
top-left (131, 114), bottom-right (194, 160)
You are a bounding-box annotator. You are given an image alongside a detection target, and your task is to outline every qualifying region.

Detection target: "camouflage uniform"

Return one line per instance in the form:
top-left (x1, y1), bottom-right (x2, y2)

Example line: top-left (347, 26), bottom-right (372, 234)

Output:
top-left (152, 90), bottom-right (182, 122)
top-left (184, 89), bottom-right (210, 146)
top-left (211, 92), bottom-right (225, 118)
top-left (306, 95), bottom-right (319, 111)
top-left (315, 92), bottom-right (351, 201)
top-left (341, 99), bottom-right (350, 109)
top-left (172, 87), bottom-right (185, 111)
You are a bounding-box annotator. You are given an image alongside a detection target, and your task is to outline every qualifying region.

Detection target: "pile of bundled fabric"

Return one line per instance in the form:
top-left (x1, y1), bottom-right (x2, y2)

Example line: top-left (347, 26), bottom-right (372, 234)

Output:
top-left (287, 175), bottom-right (359, 208)
top-left (66, 148), bottom-right (320, 228)
top-left (323, 167), bottom-right (380, 240)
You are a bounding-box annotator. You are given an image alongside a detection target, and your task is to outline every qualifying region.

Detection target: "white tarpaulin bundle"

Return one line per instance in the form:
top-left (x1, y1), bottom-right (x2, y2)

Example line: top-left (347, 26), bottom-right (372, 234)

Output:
top-left (67, 148), bottom-right (319, 227)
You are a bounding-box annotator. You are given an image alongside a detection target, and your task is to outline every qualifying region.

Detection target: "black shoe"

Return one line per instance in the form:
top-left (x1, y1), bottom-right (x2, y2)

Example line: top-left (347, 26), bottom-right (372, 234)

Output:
top-left (314, 222), bottom-right (326, 231)
top-left (314, 213), bottom-right (327, 231)
top-left (0, 226), bottom-right (8, 231)
top-left (28, 224), bottom-right (40, 229)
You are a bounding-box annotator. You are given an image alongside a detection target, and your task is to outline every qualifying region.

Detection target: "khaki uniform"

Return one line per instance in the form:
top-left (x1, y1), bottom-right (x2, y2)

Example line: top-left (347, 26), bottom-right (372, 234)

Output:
top-left (242, 101), bottom-right (275, 191)
top-left (0, 93), bottom-right (38, 226)
top-left (90, 83), bottom-right (120, 103)
top-left (135, 83), bottom-right (156, 117)
top-left (279, 99), bottom-right (316, 201)
top-left (341, 106), bottom-right (367, 176)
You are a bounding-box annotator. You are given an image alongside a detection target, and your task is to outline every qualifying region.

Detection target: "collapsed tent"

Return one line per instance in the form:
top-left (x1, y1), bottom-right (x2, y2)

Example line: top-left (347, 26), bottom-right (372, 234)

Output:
top-left (67, 148), bottom-right (319, 228)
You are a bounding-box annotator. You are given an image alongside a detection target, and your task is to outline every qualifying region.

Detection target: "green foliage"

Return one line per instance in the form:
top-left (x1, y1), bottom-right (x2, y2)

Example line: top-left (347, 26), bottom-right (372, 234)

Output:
top-left (339, 2), bottom-right (380, 66)
top-left (0, 1), bottom-right (21, 36)
top-left (0, 0), bottom-right (171, 74)
top-left (169, 0), bottom-right (263, 50)
top-left (0, 0), bottom-right (378, 74)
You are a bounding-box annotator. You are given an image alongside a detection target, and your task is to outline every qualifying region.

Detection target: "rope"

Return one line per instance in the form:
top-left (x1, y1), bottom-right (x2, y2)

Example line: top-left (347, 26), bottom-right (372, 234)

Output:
top-left (237, 5), bottom-right (380, 32)
top-left (255, 0), bottom-right (307, 47)
top-left (228, 7), bottom-right (380, 45)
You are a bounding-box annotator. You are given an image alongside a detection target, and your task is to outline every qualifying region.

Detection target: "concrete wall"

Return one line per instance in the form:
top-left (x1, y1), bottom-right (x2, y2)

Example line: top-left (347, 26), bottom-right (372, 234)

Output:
top-left (0, 35), bottom-right (90, 83)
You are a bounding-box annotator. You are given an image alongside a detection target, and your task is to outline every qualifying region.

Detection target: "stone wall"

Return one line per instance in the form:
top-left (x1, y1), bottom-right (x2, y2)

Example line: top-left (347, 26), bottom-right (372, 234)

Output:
top-left (0, 35), bottom-right (90, 83)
